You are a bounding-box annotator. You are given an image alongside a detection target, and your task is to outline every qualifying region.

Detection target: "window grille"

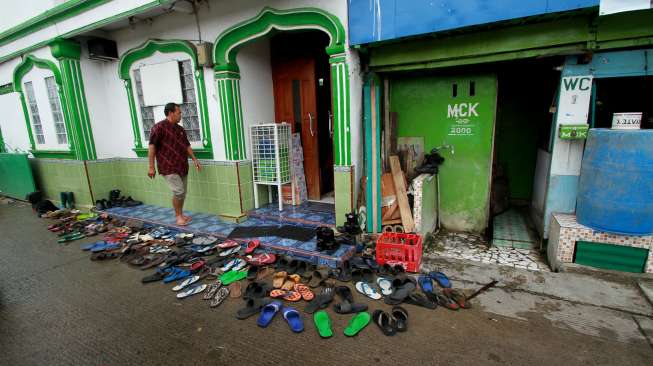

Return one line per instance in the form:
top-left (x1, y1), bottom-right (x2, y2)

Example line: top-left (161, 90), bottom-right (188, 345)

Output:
top-left (45, 76), bottom-right (67, 144)
top-left (24, 81), bottom-right (45, 144)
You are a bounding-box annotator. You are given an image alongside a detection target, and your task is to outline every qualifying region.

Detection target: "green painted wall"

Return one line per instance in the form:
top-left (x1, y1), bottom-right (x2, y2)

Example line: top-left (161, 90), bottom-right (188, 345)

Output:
top-left (390, 73), bottom-right (497, 232)
top-left (0, 153), bottom-right (36, 199)
top-left (30, 158), bottom-right (93, 208)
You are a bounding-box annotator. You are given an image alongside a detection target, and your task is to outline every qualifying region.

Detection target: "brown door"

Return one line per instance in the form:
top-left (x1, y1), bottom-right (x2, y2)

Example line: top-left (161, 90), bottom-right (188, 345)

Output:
top-left (272, 57), bottom-right (321, 200)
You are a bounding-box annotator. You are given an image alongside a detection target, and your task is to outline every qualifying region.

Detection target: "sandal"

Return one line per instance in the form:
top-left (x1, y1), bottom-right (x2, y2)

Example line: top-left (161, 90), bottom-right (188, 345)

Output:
top-left (305, 287), bottom-right (335, 314)
top-left (236, 298), bottom-right (272, 320)
top-left (344, 312), bottom-right (371, 337)
top-left (333, 286), bottom-right (368, 314)
top-left (210, 287), bottom-right (230, 308)
top-left (273, 271), bottom-right (287, 289)
top-left (355, 281), bottom-right (382, 300)
top-left (372, 310), bottom-right (396, 336)
top-left (293, 283), bottom-right (315, 301)
top-left (257, 300), bottom-right (282, 327)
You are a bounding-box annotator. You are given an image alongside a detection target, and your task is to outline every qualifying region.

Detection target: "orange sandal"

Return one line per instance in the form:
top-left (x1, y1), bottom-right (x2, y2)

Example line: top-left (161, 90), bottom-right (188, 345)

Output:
top-left (282, 291), bottom-right (302, 302)
top-left (270, 289), bottom-right (288, 298)
top-left (273, 271), bottom-right (287, 288)
top-left (294, 283), bottom-right (314, 301)
top-left (281, 274), bottom-right (301, 291)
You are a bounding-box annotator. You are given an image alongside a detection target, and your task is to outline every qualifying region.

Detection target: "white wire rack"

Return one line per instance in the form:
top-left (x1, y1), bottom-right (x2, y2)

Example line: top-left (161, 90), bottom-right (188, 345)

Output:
top-left (250, 123), bottom-right (292, 211)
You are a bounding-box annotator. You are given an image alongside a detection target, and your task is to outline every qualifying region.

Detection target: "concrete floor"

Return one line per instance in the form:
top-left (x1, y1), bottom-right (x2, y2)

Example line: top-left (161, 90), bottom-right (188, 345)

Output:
top-left (1, 201), bottom-right (652, 366)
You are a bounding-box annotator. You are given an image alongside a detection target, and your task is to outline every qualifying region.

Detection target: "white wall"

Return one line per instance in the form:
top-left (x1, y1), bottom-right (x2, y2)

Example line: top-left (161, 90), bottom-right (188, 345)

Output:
top-left (79, 45), bottom-right (135, 159)
top-left (2, 0), bottom-right (56, 33)
top-left (0, 93), bottom-right (31, 153)
top-left (237, 38), bottom-right (275, 160)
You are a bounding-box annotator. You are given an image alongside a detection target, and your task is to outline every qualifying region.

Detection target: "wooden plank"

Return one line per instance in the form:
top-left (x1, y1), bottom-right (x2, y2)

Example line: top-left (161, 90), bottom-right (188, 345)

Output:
top-left (383, 78), bottom-right (390, 172)
top-left (382, 202), bottom-right (398, 220)
top-left (389, 112), bottom-right (398, 163)
top-left (389, 155), bottom-right (415, 232)
top-left (382, 218), bottom-right (402, 225)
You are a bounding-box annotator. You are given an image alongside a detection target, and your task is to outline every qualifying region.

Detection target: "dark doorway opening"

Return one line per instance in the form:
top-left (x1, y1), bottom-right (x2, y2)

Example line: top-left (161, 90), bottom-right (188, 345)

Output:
top-left (270, 31), bottom-right (334, 202)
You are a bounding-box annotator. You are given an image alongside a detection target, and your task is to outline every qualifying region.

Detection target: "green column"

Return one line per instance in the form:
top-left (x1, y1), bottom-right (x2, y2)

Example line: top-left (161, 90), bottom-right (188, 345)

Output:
top-left (329, 53), bottom-right (350, 166)
top-left (0, 126), bottom-right (5, 153)
top-left (50, 39), bottom-right (97, 160)
top-left (215, 70), bottom-right (246, 161)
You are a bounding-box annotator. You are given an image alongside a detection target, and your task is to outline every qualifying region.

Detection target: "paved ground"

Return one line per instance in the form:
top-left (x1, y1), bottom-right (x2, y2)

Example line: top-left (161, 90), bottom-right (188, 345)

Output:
top-left (1, 201), bottom-right (652, 366)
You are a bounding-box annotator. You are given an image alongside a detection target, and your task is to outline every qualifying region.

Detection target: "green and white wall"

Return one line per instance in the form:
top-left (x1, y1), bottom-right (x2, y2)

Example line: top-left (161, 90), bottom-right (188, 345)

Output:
top-left (0, 0), bottom-right (362, 223)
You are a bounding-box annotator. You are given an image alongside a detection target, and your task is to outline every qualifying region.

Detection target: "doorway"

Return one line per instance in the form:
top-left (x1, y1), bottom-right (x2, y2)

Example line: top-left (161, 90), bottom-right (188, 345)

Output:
top-left (270, 31), bottom-right (334, 203)
top-left (491, 58), bottom-right (561, 248)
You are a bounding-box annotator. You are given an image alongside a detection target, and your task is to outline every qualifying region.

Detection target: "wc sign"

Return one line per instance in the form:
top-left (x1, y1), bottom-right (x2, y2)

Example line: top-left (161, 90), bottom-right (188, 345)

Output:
top-left (447, 103), bottom-right (479, 136)
top-left (558, 75), bottom-right (593, 125)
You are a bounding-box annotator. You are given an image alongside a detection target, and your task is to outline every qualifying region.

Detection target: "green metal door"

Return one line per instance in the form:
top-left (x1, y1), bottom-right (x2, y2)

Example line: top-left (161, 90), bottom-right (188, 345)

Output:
top-left (0, 153), bottom-right (37, 199)
top-left (390, 73), bottom-right (497, 232)
top-left (575, 241), bottom-right (648, 273)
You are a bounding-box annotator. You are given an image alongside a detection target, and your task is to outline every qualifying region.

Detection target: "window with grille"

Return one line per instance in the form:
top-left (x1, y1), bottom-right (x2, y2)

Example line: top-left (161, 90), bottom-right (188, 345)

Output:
top-left (45, 76), bottom-right (67, 144)
top-left (23, 81), bottom-right (45, 144)
top-left (133, 59), bottom-right (201, 143)
top-left (178, 60), bottom-right (201, 142)
top-left (133, 69), bottom-right (156, 140)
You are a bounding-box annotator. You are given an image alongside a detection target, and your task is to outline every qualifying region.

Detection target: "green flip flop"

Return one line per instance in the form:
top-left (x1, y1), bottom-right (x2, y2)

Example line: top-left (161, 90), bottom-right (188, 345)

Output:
top-left (221, 270), bottom-right (247, 285)
top-left (344, 311), bottom-right (371, 337)
top-left (313, 310), bottom-right (333, 338)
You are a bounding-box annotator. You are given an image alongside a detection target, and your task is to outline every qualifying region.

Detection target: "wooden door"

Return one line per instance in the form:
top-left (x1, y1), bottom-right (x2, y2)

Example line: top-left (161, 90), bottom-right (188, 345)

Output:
top-left (272, 57), bottom-right (321, 200)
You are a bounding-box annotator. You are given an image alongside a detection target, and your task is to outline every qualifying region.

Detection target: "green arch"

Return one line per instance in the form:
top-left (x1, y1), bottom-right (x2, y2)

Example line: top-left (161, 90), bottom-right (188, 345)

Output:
top-left (118, 39), bottom-right (198, 79)
top-left (13, 54), bottom-right (62, 92)
top-left (213, 7), bottom-right (346, 72)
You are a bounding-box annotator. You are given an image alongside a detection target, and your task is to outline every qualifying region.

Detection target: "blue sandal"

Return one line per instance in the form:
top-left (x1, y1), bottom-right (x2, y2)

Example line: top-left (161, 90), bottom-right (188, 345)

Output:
top-left (428, 271), bottom-right (451, 288)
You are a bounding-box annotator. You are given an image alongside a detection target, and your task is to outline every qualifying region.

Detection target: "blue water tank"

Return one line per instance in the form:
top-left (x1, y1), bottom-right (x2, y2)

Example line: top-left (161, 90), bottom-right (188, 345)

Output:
top-left (577, 129), bottom-right (653, 235)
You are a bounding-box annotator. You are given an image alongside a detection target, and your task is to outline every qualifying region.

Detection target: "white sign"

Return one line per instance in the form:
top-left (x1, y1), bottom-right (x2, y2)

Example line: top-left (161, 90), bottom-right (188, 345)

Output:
top-left (600, 0), bottom-right (652, 15)
top-left (446, 102), bottom-right (479, 136)
top-left (557, 76), bottom-right (593, 125)
top-left (140, 60), bottom-right (183, 107)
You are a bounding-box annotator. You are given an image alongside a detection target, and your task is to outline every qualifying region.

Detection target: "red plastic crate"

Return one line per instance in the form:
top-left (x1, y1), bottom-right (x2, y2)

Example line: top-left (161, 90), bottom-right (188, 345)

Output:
top-left (375, 232), bottom-right (423, 273)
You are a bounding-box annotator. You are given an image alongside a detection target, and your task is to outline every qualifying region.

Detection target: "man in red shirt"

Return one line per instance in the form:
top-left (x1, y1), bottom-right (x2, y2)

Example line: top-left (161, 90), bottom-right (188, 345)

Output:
top-left (147, 103), bottom-right (201, 226)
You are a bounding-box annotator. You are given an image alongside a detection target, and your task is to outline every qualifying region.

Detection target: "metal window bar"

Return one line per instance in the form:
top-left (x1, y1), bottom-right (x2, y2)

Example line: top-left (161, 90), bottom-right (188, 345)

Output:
top-left (45, 76), bottom-right (67, 145)
top-left (251, 123), bottom-right (292, 211)
top-left (23, 81), bottom-right (45, 144)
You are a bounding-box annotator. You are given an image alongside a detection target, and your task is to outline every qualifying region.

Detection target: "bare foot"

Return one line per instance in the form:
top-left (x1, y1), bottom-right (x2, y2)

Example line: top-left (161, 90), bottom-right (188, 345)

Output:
top-left (176, 217), bottom-right (188, 226)
top-left (183, 215), bottom-right (193, 223)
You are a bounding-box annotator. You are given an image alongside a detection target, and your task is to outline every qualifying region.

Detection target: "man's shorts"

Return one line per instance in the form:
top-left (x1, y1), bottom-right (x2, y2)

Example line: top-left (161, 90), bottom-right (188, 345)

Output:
top-left (163, 174), bottom-right (188, 200)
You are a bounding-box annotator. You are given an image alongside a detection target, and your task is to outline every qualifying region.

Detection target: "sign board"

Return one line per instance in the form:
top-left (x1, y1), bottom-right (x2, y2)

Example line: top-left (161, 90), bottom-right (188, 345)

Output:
top-left (446, 102), bottom-right (480, 136)
top-left (140, 60), bottom-right (183, 107)
top-left (600, 0), bottom-right (652, 15)
top-left (557, 76), bottom-right (593, 125)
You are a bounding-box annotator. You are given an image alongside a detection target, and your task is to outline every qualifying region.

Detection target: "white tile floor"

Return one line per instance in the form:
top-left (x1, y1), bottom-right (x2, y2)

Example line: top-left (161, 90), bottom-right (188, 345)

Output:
top-left (424, 231), bottom-right (550, 272)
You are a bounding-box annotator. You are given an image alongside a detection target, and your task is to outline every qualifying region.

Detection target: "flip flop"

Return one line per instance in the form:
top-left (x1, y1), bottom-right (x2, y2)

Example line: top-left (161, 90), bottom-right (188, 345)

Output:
top-left (281, 274), bottom-right (301, 291)
top-left (293, 283), bottom-right (314, 301)
top-left (221, 258), bottom-right (240, 272)
top-left (270, 289), bottom-right (289, 298)
top-left (218, 239), bottom-right (240, 249)
top-left (282, 307), bottom-right (304, 333)
top-left (172, 275), bottom-right (200, 291)
top-left (344, 312), bottom-right (371, 337)
top-left (282, 291), bottom-right (301, 302)
top-left (221, 270), bottom-right (247, 285)
top-left (246, 253), bottom-right (276, 266)
top-left (163, 267), bottom-right (191, 283)
top-left (391, 306), bottom-right (409, 332)
top-left (313, 310), bottom-right (333, 338)
top-left (305, 287), bottom-right (335, 314)
top-left (355, 281), bottom-right (382, 300)
top-left (245, 240), bottom-right (260, 254)
top-left (203, 282), bottom-right (222, 300)
top-left (334, 260), bottom-right (352, 282)
top-left (231, 259), bottom-right (248, 272)
top-left (404, 292), bottom-right (437, 309)
top-left (257, 300), bottom-right (282, 327)
top-left (176, 283), bottom-right (207, 299)
top-left (243, 282), bottom-right (270, 300)
top-left (236, 298), bottom-right (272, 320)
top-left (210, 287), bottom-right (230, 308)
top-left (333, 286), bottom-right (368, 314)
top-left (219, 246), bottom-right (240, 257)
top-left (429, 271), bottom-right (452, 288)
top-left (247, 265), bottom-right (260, 281)
top-left (307, 268), bottom-right (330, 288)
top-left (273, 271), bottom-right (287, 289)
top-left (376, 277), bottom-right (393, 296)
top-left (418, 275), bottom-right (434, 293)
top-left (372, 310), bottom-right (396, 336)
top-left (229, 282), bottom-right (242, 298)
top-left (443, 288), bottom-right (471, 309)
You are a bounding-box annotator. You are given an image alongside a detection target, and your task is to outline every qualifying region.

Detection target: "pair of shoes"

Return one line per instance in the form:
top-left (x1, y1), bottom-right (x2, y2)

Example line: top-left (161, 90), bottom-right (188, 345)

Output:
top-left (311, 310), bottom-right (371, 338)
top-left (248, 300), bottom-right (306, 334)
top-left (60, 192), bottom-right (75, 209)
top-left (372, 307), bottom-right (408, 336)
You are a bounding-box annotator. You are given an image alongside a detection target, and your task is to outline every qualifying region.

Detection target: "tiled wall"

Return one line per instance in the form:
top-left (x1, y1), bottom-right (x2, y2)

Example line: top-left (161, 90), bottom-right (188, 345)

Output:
top-left (86, 158), bottom-right (250, 220)
top-left (30, 158), bottom-right (93, 208)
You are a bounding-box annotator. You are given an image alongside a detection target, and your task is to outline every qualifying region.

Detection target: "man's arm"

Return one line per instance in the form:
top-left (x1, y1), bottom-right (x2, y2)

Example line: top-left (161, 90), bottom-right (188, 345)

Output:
top-left (148, 144), bottom-right (156, 178)
top-left (187, 146), bottom-right (201, 171)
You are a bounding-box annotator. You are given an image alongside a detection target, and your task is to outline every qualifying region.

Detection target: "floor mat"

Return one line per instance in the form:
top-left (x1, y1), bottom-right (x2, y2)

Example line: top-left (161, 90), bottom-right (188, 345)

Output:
top-left (305, 201), bottom-right (335, 214)
top-left (227, 226), bottom-right (279, 239)
top-left (227, 225), bottom-right (315, 241)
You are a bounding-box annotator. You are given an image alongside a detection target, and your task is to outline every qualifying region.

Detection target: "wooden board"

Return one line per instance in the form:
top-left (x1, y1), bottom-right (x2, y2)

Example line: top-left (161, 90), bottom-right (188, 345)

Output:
top-left (389, 155), bottom-right (415, 232)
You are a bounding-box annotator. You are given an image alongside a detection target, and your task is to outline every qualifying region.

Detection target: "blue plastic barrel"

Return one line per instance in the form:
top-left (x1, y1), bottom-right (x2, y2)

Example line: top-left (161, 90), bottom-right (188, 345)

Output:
top-left (577, 129), bottom-right (653, 235)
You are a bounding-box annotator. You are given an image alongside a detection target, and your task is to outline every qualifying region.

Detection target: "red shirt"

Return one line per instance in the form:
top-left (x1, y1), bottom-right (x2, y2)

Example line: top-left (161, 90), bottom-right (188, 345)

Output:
top-left (149, 120), bottom-right (190, 176)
